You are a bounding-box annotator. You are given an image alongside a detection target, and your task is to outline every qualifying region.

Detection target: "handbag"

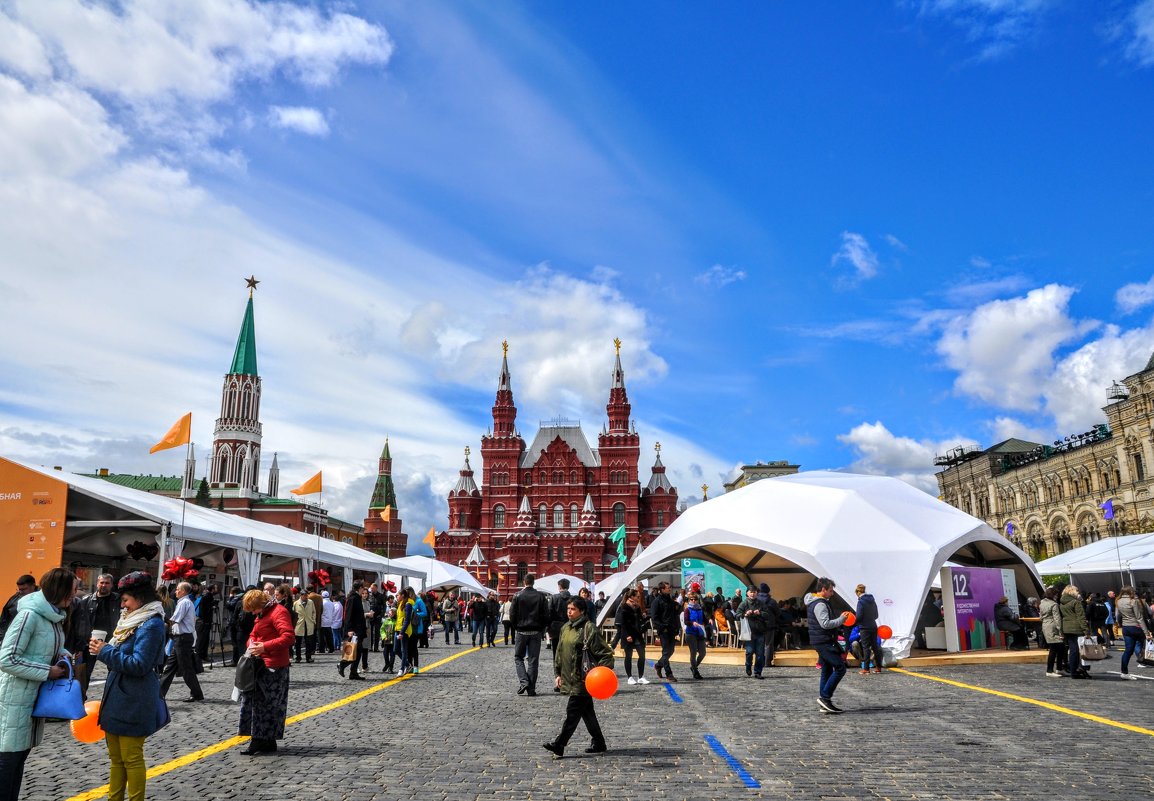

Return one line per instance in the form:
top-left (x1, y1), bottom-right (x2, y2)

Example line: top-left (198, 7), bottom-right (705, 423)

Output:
top-left (578, 624), bottom-right (595, 679)
top-left (1078, 636), bottom-right (1106, 661)
top-left (340, 638), bottom-right (358, 661)
top-left (234, 653), bottom-right (260, 693)
top-left (32, 659), bottom-right (86, 720)
top-left (738, 617), bottom-right (752, 642)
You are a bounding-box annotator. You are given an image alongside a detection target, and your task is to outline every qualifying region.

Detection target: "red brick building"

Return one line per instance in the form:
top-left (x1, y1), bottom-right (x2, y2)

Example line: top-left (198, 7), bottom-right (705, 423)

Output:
top-left (438, 340), bottom-right (680, 587)
top-left (362, 438), bottom-right (408, 557)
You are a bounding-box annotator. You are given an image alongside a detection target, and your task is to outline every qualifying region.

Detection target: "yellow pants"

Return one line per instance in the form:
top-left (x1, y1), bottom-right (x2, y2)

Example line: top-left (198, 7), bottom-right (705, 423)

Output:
top-left (105, 733), bottom-right (147, 801)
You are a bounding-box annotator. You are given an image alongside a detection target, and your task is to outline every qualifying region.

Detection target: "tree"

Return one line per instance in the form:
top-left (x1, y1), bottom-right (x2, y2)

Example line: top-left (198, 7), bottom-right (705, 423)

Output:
top-left (195, 478), bottom-right (212, 508)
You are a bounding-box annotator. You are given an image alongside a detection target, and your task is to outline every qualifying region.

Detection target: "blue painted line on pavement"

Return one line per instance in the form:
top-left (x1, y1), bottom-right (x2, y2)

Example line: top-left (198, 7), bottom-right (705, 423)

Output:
top-left (663, 682), bottom-right (683, 703)
top-left (704, 734), bottom-right (761, 789)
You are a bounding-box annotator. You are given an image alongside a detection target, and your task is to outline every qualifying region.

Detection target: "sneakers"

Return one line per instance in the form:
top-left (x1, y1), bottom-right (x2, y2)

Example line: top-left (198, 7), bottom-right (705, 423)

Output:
top-left (627, 676), bottom-right (638, 685)
top-left (1120, 673), bottom-right (1137, 680)
top-left (411, 667), bottom-right (420, 675)
top-left (872, 668), bottom-right (882, 674)
top-left (1045, 671), bottom-right (1062, 678)
top-left (860, 669), bottom-right (870, 675)
top-left (636, 677), bottom-right (649, 685)
top-left (817, 697), bottom-right (842, 714)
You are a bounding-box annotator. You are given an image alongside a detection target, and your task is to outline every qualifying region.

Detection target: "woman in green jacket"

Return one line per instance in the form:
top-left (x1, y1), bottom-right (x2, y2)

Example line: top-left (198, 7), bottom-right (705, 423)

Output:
top-left (1059, 585), bottom-right (1090, 679)
top-left (543, 597), bottom-right (613, 759)
top-left (0, 567), bottom-right (79, 801)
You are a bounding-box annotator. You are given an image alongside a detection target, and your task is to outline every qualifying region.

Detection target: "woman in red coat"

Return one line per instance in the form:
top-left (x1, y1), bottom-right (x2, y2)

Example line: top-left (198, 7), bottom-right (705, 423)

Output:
top-left (238, 589), bottom-right (294, 755)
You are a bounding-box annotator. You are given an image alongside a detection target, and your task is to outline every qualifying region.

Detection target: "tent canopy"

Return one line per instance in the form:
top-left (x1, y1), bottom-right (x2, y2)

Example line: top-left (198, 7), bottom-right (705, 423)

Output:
top-left (4, 458), bottom-right (424, 587)
top-left (595, 471), bottom-right (1041, 657)
top-left (389, 555), bottom-right (493, 597)
top-left (533, 573), bottom-right (588, 596)
top-left (1034, 533), bottom-right (1154, 576)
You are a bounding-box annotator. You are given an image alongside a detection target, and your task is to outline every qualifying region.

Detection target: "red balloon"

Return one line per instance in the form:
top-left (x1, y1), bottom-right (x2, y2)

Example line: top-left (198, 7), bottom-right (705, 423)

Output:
top-left (878, 625), bottom-right (893, 640)
top-left (843, 613), bottom-right (856, 627)
top-left (584, 666), bottom-right (618, 700)
top-left (71, 700), bottom-right (104, 743)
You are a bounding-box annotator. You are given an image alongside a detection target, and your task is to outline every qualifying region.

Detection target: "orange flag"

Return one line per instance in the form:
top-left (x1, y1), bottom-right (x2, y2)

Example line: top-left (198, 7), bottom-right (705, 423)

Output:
top-left (289, 471), bottom-right (323, 496)
top-left (423, 526), bottom-right (436, 553)
top-left (149, 413), bottom-right (192, 454)
top-left (380, 505), bottom-right (392, 521)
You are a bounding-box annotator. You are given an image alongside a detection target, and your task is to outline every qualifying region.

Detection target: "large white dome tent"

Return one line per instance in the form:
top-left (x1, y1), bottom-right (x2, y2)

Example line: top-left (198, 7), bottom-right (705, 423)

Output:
top-left (597, 471), bottom-right (1042, 657)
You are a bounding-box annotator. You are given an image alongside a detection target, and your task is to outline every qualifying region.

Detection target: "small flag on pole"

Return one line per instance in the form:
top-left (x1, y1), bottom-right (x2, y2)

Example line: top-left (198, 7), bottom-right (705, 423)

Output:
top-left (289, 471), bottom-right (323, 496)
top-left (423, 526), bottom-right (436, 554)
top-left (1101, 499), bottom-right (1114, 521)
top-left (380, 505), bottom-right (392, 521)
top-left (608, 524), bottom-right (627, 569)
top-left (149, 412), bottom-right (192, 454)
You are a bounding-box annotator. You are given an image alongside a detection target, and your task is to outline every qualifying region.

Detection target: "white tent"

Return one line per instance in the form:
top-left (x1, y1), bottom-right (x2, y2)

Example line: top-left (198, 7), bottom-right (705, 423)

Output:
top-left (595, 471), bottom-right (1041, 658)
top-left (533, 573), bottom-right (588, 596)
top-left (1034, 533), bottom-right (1154, 592)
top-left (592, 571), bottom-right (632, 604)
top-left (4, 457), bottom-right (424, 589)
top-left (389, 555), bottom-right (493, 597)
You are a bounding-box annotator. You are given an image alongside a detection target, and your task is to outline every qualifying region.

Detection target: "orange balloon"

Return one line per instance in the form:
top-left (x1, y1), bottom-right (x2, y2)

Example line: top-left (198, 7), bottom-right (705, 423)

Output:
top-left (878, 625), bottom-right (893, 640)
top-left (584, 666), bottom-right (618, 700)
top-left (843, 613), bottom-right (856, 627)
top-left (71, 700), bottom-right (105, 743)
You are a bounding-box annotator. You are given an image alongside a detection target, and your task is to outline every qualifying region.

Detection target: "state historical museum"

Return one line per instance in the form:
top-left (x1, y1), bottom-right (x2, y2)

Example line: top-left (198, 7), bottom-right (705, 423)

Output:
top-left (436, 341), bottom-right (680, 587)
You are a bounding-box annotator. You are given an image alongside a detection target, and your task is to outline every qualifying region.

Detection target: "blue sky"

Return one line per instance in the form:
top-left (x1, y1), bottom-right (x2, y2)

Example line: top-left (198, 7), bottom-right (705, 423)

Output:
top-left (3, 1), bottom-right (1154, 553)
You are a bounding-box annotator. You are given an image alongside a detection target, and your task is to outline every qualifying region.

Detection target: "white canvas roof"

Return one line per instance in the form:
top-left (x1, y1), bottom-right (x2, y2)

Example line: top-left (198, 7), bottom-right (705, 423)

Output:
top-left (389, 555), bottom-right (493, 597)
top-left (1034, 533), bottom-right (1154, 576)
top-left (533, 573), bottom-right (588, 596)
top-left (7, 458), bottom-right (423, 586)
top-left (595, 471), bottom-right (1041, 657)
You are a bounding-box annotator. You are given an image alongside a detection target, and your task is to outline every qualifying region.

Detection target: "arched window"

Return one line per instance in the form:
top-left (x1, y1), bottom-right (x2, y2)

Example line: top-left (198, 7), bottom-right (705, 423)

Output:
top-left (583, 561), bottom-right (594, 582)
top-left (494, 504), bottom-right (506, 528)
top-left (553, 470), bottom-right (563, 484)
top-left (553, 504), bottom-right (564, 528)
top-left (556, 546), bottom-right (564, 562)
top-left (570, 470), bottom-right (578, 484)
top-left (538, 504), bottom-right (547, 527)
top-left (570, 504), bottom-right (579, 526)
top-left (657, 510), bottom-right (665, 526)
top-left (613, 503), bottom-right (625, 526)
top-left (540, 470), bottom-right (547, 484)
top-left (457, 511), bottom-right (466, 528)
top-left (517, 561), bottom-right (528, 584)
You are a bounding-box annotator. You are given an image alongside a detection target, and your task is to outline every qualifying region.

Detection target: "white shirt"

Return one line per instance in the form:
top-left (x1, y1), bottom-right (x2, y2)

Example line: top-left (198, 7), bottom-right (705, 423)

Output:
top-left (170, 595), bottom-right (196, 635)
top-left (321, 599), bottom-right (336, 628)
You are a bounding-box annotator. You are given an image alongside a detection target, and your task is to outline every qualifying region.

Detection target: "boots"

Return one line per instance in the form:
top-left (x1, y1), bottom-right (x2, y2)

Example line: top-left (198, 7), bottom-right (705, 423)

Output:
top-left (338, 661), bottom-right (347, 677)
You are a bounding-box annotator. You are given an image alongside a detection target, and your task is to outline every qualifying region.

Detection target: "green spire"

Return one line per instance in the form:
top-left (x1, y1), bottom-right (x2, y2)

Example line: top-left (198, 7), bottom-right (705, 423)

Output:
top-left (369, 472), bottom-right (398, 511)
top-left (229, 294), bottom-right (258, 376)
top-left (381, 439), bottom-right (391, 459)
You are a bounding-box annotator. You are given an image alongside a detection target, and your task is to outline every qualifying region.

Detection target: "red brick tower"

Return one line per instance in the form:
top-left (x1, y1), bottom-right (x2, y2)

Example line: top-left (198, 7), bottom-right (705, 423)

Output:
top-left (363, 438), bottom-right (407, 557)
top-left (209, 277), bottom-right (263, 498)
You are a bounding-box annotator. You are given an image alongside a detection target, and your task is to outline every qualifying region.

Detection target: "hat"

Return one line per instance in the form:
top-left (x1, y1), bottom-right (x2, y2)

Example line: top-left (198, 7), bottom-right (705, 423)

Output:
top-left (117, 571), bottom-right (153, 593)
top-left (759, 582), bottom-right (770, 594)
top-left (322, 591), bottom-right (330, 598)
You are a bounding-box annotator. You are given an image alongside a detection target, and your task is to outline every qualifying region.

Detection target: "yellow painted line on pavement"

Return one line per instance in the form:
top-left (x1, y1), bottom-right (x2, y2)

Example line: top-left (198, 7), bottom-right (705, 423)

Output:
top-left (65, 648), bottom-right (479, 801)
top-left (891, 667), bottom-right (1154, 737)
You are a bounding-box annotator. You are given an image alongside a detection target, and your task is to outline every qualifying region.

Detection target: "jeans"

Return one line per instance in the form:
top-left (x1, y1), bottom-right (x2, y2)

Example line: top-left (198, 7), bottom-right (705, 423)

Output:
top-left (486, 618), bottom-right (499, 646)
top-left (1121, 626), bottom-right (1147, 673)
top-left (553, 693), bottom-right (605, 750)
top-left (472, 619), bottom-right (486, 646)
top-left (396, 632), bottom-right (409, 672)
top-left (656, 630), bottom-right (678, 674)
top-left (686, 632), bottom-right (706, 674)
top-left (858, 628), bottom-right (882, 671)
top-left (1046, 642), bottom-right (1064, 673)
top-left (106, 733), bottom-right (147, 801)
top-left (622, 638), bottom-right (646, 678)
top-left (763, 628), bottom-right (778, 667)
top-left (443, 618), bottom-right (460, 644)
top-left (745, 633), bottom-right (765, 676)
top-left (0, 748), bottom-right (30, 801)
top-left (503, 621), bottom-right (513, 644)
top-left (1064, 633), bottom-right (1084, 675)
top-left (816, 642), bottom-right (846, 700)
top-left (332, 628), bottom-right (342, 652)
top-left (514, 631), bottom-right (543, 691)
top-left (405, 631), bottom-right (420, 668)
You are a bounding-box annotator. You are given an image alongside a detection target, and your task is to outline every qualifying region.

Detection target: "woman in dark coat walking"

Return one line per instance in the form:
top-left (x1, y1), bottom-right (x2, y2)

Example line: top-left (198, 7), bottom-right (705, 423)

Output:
top-left (543, 597), bottom-right (614, 759)
top-left (238, 590), bottom-right (294, 754)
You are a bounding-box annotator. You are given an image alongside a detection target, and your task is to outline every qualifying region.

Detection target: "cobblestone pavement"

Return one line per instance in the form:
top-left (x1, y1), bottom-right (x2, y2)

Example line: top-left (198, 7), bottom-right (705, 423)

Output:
top-left (28, 641), bottom-right (1154, 801)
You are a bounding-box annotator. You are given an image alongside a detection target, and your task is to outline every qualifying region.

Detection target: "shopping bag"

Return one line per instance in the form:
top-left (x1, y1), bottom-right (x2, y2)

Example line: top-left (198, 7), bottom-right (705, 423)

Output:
top-left (340, 637), bottom-right (358, 661)
top-left (738, 618), bottom-right (752, 642)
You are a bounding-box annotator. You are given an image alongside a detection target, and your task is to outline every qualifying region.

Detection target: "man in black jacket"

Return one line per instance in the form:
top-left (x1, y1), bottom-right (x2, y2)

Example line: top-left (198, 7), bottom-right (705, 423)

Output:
top-left (650, 582), bottom-right (681, 682)
top-left (547, 579), bottom-right (572, 652)
top-left (510, 575), bottom-right (550, 695)
top-left (341, 581), bottom-right (368, 680)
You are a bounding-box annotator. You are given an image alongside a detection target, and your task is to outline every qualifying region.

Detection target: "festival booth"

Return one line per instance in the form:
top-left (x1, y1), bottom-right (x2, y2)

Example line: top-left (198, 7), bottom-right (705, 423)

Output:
top-left (0, 457), bottom-right (423, 592)
top-left (388, 555), bottom-right (492, 598)
top-left (595, 471), bottom-right (1042, 658)
top-left (1034, 533), bottom-right (1154, 596)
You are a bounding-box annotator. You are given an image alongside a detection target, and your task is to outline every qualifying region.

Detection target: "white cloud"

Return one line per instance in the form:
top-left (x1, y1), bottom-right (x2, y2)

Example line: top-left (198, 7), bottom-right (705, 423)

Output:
top-left (884, 233), bottom-right (907, 251)
top-left (1115, 274), bottom-right (1154, 314)
top-left (695, 265), bottom-right (746, 287)
top-left (269, 105), bottom-right (329, 137)
top-left (912, 0), bottom-right (1052, 61)
top-left (986, 416), bottom-right (1050, 445)
top-left (831, 231), bottom-right (879, 284)
top-left (1043, 322), bottom-right (1154, 433)
top-left (1122, 0), bottom-right (1154, 67)
top-left (0, 11), bottom-right (51, 78)
top-left (936, 284), bottom-right (1094, 410)
top-left (837, 421), bottom-right (977, 494)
